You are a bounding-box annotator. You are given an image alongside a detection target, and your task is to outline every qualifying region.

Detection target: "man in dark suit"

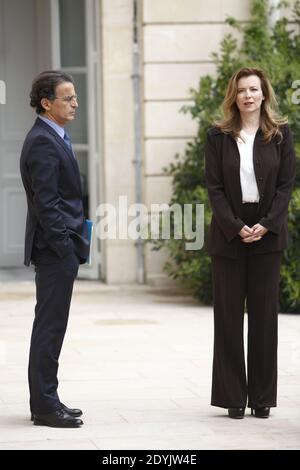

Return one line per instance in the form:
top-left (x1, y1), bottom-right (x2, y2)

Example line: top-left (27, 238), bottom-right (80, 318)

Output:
top-left (20, 71), bottom-right (90, 428)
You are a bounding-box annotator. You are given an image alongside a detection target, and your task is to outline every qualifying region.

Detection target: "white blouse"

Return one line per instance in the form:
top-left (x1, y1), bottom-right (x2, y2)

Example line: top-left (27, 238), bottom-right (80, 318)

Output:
top-left (236, 129), bottom-right (260, 203)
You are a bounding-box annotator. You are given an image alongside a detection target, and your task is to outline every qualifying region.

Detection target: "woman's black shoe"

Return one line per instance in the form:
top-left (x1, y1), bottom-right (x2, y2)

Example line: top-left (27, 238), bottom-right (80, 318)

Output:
top-left (251, 407), bottom-right (270, 418)
top-left (228, 408), bottom-right (245, 419)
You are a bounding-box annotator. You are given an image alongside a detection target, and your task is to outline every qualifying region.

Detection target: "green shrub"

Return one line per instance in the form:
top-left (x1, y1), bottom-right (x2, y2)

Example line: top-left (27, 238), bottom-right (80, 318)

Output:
top-left (153, 0), bottom-right (300, 313)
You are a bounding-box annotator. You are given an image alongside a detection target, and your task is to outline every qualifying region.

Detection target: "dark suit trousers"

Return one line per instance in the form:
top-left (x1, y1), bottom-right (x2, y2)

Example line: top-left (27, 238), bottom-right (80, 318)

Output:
top-left (210, 203), bottom-right (282, 409)
top-left (28, 251), bottom-right (79, 414)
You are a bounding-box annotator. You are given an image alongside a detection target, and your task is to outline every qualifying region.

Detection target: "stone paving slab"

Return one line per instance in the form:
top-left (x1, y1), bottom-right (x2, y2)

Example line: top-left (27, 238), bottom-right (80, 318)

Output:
top-left (0, 280), bottom-right (299, 450)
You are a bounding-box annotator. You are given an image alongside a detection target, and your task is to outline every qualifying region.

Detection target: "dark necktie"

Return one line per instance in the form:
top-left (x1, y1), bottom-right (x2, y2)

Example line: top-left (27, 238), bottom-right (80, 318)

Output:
top-left (64, 131), bottom-right (76, 159)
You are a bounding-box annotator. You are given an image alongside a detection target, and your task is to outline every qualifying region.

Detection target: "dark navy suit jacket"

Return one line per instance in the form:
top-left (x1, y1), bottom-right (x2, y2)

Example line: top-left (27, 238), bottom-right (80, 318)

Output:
top-left (204, 124), bottom-right (296, 258)
top-left (20, 117), bottom-right (89, 265)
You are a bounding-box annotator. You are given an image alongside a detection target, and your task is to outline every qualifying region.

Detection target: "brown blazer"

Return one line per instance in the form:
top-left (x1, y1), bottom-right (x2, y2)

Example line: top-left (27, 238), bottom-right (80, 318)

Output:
top-left (204, 124), bottom-right (296, 258)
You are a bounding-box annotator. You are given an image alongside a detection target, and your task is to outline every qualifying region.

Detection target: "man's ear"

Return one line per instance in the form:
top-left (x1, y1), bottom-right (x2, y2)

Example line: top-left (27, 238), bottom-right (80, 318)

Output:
top-left (41, 97), bottom-right (51, 111)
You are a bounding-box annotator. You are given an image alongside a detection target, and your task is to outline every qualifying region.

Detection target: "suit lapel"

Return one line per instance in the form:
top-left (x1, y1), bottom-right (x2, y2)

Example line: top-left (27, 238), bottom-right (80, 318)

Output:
top-left (34, 118), bottom-right (82, 194)
top-left (253, 129), bottom-right (266, 209)
top-left (228, 134), bottom-right (243, 212)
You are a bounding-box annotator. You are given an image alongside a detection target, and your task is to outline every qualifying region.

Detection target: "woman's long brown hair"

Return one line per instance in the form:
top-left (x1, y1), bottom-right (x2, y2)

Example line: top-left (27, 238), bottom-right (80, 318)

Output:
top-left (215, 67), bottom-right (287, 143)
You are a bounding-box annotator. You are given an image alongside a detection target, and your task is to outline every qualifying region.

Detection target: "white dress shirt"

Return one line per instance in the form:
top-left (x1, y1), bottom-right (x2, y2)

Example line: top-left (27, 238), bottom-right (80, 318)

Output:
top-left (237, 129), bottom-right (260, 203)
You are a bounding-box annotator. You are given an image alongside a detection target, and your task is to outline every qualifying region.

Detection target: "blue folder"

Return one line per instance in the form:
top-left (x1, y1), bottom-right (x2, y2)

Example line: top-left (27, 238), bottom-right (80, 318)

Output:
top-left (84, 219), bottom-right (93, 265)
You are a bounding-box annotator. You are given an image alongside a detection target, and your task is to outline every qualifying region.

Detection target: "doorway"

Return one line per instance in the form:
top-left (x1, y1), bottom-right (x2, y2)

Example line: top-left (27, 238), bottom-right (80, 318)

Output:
top-left (0, 0), bottom-right (101, 279)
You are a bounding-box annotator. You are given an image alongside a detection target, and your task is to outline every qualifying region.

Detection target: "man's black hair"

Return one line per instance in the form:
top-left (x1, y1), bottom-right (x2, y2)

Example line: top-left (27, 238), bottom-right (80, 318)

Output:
top-left (30, 70), bottom-right (74, 114)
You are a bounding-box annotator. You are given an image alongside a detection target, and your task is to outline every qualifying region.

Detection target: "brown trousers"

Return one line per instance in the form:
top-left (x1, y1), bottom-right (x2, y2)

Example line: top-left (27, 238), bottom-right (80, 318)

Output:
top-left (211, 203), bottom-right (282, 409)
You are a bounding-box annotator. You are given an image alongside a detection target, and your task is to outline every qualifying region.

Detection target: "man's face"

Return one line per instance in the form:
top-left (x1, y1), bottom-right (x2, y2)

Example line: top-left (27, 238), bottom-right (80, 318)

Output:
top-left (41, 81), bottom-right (78, 126)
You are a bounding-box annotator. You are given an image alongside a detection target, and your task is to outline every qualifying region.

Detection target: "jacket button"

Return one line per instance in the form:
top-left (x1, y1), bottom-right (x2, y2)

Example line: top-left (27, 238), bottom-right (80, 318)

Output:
top-left (259, 177), bottom-right (263, 181)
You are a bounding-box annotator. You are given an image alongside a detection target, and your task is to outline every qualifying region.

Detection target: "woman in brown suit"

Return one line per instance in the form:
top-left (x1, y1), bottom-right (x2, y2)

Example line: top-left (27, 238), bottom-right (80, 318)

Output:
top-left (205, 67), bottom-right (296, 419)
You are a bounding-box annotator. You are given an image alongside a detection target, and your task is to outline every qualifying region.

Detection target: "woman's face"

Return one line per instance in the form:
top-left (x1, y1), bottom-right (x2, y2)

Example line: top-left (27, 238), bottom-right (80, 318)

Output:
top-left (235, 75), bottom-right (265, 115)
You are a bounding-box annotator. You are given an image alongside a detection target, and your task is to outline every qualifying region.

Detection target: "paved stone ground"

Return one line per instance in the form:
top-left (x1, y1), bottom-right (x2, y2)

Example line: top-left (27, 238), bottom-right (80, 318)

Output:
top-left (0, 279), bottom-right (299, 450)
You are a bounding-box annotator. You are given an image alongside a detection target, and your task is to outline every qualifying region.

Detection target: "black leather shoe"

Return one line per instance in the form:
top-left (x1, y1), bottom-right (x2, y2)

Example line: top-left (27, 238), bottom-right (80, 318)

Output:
top-left (251, 407), bottom-right (270, 418)
top-left (33, 409), bottom-right (83, 428)
top-left (228, 408), bottom-right (245, 419)
top-left (60, 402), bottom-right (83, 417)
top-left (31, 403), bottom-right (83, 421)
